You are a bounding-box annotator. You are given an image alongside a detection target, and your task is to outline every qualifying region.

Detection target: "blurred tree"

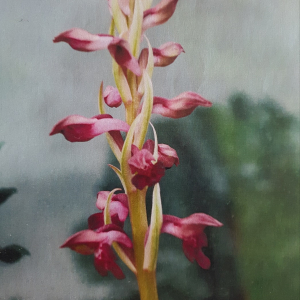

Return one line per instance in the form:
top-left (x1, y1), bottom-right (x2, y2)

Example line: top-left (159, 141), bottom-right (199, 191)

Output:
top-left (211, 94), bottom-right (300, 300)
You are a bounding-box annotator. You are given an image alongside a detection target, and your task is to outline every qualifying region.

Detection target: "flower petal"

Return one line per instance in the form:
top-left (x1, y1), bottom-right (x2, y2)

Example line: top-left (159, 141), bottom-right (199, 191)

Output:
top-left (53, 28), bottom-right (113, 52)
top-left (152, 92), bottom-right (212, 118)
top-left (49, 114), bottom-right (129, 142)
top-left (180, 213), bottom-right (223, 228)
top-left (104, 86), bottom-right (122, 108)
top-left (108, 38), bottom-right (142, 76)
top-left (88, 213), bottom-right (105, 231)
top-left (131, 161), bottom-right (165, 190)
top-left (142, 0), bottom-right (178, 32)
top-left (128, 148), bottom-right (155, 176)
top-left (60, 230), bottom-right (102, 254)
top-left (141, 139), bottom-right (179, 168)
top-left (158, 143), bottom-right (179, 168)
top-left (96, 191), bottom-right (129, 226)
top-left (96, 191), bottom-right (128, 210)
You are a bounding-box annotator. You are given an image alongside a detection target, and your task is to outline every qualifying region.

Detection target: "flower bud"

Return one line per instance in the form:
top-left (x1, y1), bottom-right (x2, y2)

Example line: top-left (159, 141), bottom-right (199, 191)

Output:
top-left (104, 86), bottom-right (123, 107)
top-left (153, 42), bottom-right (184, 67)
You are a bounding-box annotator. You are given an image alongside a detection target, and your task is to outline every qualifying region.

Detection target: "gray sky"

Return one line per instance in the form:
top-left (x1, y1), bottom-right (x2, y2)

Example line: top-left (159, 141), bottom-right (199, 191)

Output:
top-left (0, 0), bottom-right (299, 298)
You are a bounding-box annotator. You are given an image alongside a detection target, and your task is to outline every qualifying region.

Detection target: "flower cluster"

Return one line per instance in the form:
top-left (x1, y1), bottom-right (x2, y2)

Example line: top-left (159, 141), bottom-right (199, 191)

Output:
top-left (51, 0), bottom-right (222, 299)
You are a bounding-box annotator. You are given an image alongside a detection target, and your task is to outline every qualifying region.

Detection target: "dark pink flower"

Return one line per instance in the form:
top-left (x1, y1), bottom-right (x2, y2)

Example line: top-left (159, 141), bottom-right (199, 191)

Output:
top-left (161, 214), bottom-right (223, 269)
top-left (104, 86), bottom-right (122, 108)
top-left (94, 191), bottom-right (129, 228)
top-left (152, 92), bottom-right (212, 118)
top-left (49, 114), bottom-right (129, 142)
top-left (53, 28), bottom-right (141, 76)
top-left (143, 0), bottom-right (178, 32)
top-left (128, 140), bottom-right (178, 190)
top-left (143, 139), bottom-right (179, 169)
top-left (61, 224), bottom-right (132, 279)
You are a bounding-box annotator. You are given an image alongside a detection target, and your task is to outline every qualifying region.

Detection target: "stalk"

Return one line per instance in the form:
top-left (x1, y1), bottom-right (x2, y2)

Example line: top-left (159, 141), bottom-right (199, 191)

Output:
top-left (128, 188), bottom-right (159, 300)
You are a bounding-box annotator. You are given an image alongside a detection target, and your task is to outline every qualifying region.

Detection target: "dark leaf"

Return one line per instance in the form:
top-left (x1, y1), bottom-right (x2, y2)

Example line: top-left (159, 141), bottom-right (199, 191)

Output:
top-left (0, 244), bottom-right (30, 264)
top-left (0, 188), bottom-right (17, 205)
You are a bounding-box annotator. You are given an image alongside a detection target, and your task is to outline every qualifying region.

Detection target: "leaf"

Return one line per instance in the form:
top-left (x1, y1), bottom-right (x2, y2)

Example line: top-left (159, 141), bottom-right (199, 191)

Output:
top-left (134, 71), bottom-right (153, 149)
top-left (143, 183), bottom-right (162, 271)
top-left (110, 0), bottom-right (128, 34)
top-left (0, 188), bottom-right (17, 206)
top-left (0, 244), bottom-right (30, 264)
top-left (128, 0), bottom-right (143, 57)
top-left (121, 115), bottom-right (141, 191)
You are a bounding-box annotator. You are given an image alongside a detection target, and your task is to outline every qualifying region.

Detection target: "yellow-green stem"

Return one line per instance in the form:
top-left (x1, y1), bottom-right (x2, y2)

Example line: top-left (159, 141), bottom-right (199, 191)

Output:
top-left (128, 189), bottom-right (159, 300)
top-left (126, 71), bottom-right (139, 125)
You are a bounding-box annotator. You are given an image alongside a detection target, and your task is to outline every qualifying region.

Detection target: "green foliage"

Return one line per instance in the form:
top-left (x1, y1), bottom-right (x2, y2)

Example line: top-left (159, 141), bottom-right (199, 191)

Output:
top-left (206, 94), bottom-right (300, 300)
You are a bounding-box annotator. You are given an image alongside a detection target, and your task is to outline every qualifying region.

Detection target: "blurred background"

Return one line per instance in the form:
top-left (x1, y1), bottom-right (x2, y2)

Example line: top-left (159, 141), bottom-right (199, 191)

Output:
top-left (0, 0), bottom-right (299, 299)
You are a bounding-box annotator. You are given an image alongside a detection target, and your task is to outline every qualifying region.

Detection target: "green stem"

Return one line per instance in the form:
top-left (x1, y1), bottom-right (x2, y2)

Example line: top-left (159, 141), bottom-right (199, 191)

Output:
top-left (128, 189), bottom-right (159, 300)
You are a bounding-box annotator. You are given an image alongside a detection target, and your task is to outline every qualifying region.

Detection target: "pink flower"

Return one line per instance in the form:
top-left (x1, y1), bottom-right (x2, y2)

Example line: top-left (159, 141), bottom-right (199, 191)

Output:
top-left (161, 214), bottom-right (223, 269)
top-left (49, 114), bottom-right (129, 143)
top-left (152, 92), bottom-right (212, 118)
top-left (93, 191), bottom-right (129, 228)
top-left (104, 86), bottom-right (122, 108)
top-left (153, 42), bottom-right (184, 67)
top-left (143, 0), bottom-right (178, 32)
top-left (143, 139), bottom-right (179, 168)
top-left (53, 28), bottom-right (113, 51)
top-left (128, 140), bottom-right (179, 190)
top-left (139, 42), bottom-right (184, 69)
top-left (139, 42), bottom-right (184, 68)
top-left (53, 28), bottom-right (141, 76)
top-left (61, 224), bottom-right (132, 279)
